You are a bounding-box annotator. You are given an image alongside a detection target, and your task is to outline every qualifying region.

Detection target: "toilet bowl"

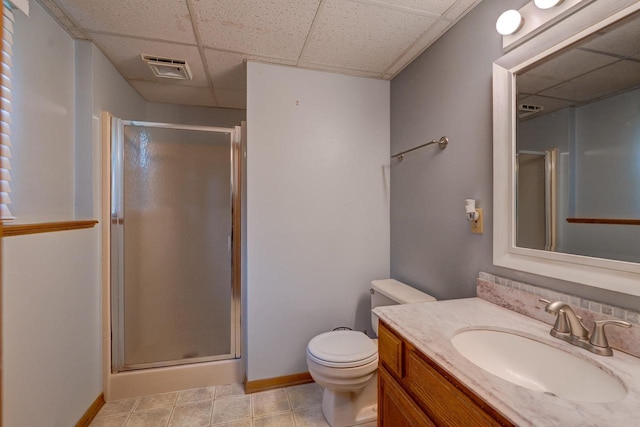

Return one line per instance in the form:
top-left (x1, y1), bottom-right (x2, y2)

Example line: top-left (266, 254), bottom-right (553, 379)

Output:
top-left (307, 331), bottom-right (378, 427)
top-left (306, 279), bottom-right (436, 427)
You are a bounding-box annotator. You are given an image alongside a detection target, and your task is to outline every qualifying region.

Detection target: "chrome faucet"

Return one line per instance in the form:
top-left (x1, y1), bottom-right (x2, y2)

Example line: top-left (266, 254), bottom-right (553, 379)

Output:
top-left (540, 299), bottom-right (631, 356)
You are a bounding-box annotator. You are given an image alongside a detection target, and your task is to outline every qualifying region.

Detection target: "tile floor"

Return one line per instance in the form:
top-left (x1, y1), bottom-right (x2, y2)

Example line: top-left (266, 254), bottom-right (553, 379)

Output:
top-left (90, 382), bottom-right (376, 427)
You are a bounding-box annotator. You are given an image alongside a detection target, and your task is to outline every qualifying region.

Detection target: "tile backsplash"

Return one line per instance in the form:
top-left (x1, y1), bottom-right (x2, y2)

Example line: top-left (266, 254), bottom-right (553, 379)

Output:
top-left (477, 272), bottom-right (640, 358)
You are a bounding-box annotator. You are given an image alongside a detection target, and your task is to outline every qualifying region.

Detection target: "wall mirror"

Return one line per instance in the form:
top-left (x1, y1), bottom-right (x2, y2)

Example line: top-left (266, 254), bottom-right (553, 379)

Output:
top-left (493, 0), bottom-right (640, 297)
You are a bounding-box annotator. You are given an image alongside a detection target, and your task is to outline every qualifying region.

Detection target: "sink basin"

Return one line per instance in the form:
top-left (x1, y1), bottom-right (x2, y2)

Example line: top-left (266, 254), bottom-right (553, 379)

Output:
top-left (451, 329), bottom-right (626, 403)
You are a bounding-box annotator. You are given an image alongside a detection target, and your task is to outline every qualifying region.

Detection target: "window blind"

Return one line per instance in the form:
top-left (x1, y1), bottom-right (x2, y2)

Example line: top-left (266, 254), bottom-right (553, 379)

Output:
top-left (1, 5), bottom-right (14, 220)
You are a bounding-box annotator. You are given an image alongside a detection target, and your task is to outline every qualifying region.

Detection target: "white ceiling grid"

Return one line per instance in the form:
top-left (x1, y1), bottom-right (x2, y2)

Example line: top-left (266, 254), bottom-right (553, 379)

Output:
top-left (38, 0), bottom-right (481, 109)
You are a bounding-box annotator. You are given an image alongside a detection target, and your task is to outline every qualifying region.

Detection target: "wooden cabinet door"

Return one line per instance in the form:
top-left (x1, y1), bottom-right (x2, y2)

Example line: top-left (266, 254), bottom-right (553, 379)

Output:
top-left (379, 367), bottom-right (435, 427)
top-left (406, 350), bottom-right (503, 427)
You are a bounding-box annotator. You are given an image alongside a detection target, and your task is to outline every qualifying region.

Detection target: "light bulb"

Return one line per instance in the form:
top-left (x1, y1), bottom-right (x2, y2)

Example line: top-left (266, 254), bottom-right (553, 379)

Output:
top-left (534, 0), bottom-right (563, 10)
top-left (496, 10), bottom-right (524, 36)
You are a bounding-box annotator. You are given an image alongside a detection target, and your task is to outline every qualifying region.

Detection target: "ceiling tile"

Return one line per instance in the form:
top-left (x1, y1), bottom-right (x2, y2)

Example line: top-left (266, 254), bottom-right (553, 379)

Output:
top-left (215, 88), bottom-right (246, 109)
top-left (443, 0), bottom-right (480, 20)
top-left (518, 93), bottom-right (531, 102)
top-left (516, 73), bottom-right (564, 95)
top-left (204, 49), bottom-right (296, 90)
top-left (42, 0), bottom-right (483, 110)
top-left (525, 49), bottom-right (618, 83)
top-left (301, 0), bottom-right (435, 72)
top-left (580, 14), bottom-right (640, 58)
top-left (92, 34), bottom-right (208, 87)
top-left (539, 60), bottom-right (640, 102)
top-left (130, 81), bottom-right (216, 107)
top-left (297, 61), bottom-right (382, 78)
top-left (191, 0), bottom-right (321, 59)
top-left (358, 0), bottom-right (458, 15)
top-left (53, 0), bottom-right (196, 44)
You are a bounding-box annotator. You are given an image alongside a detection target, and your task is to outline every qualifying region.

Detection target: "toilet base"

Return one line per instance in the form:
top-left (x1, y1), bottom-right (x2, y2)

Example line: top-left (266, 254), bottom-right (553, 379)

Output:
top-left (321, 372), bottom-right (378, 427)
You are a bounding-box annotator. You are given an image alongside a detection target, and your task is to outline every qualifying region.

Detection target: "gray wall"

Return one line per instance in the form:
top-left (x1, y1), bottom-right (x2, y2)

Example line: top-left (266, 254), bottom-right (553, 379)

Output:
top-left (390, 0), bottom-right (640, 311)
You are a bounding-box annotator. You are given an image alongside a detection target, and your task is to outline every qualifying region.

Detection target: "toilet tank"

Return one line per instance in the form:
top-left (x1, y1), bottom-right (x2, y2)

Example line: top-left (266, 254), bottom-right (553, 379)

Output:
top-left (370, 279), bottom-right (436, 336)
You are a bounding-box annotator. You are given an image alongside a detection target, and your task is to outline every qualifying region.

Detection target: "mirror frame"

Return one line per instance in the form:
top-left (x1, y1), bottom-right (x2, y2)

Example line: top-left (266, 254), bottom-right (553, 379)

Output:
top-left (493, 0), bottom-right (640, 297)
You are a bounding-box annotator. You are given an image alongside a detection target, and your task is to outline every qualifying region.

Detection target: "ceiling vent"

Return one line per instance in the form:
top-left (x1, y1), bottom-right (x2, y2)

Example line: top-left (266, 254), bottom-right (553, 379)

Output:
top-left (141, 54), bottom-right (193, 80)
top-left (518, 103), bottom-right (544, 119)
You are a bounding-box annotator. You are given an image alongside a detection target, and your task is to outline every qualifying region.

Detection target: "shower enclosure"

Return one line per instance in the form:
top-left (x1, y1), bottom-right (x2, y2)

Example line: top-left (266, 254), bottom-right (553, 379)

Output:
top-left (110, 119), bottom-right (241, 372)
top-left (516, 149), bottom-right (558, 252)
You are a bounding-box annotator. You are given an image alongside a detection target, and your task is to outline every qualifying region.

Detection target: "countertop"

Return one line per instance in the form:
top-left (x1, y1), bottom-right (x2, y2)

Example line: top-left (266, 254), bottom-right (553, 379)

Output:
top-left (374, 298), bottom-right (640, 427)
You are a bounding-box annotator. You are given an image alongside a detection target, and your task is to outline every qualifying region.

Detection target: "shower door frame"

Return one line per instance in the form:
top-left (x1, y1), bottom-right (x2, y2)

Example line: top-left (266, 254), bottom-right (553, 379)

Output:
top-left (515, 149), bottom-right (558, 252)
top-left (110, 118), bottom-right (242, 373)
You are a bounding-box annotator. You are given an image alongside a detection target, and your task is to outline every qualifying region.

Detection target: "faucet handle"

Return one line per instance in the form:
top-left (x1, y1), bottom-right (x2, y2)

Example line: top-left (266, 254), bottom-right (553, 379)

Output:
top-left (553, 310), bottom-right (571, 334)
top-left (589, 319), bottom-right (632, 349)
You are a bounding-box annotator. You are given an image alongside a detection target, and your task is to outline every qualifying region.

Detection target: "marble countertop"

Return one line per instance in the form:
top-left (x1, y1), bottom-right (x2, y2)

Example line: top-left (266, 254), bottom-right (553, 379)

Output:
top-left (374, 298), bottom-right (640, 427)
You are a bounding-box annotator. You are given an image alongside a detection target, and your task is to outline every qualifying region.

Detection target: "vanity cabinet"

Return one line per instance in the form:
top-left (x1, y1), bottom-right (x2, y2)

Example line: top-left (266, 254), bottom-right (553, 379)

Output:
top-left (378, 321), bottom-right (514, 427)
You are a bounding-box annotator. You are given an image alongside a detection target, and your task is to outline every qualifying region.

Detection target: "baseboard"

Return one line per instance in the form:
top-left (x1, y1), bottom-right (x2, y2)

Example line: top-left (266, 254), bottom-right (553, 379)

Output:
top-left (245, 372), bottom-right (313, 394)
top-left (75, 393), bottom-right (105, 427)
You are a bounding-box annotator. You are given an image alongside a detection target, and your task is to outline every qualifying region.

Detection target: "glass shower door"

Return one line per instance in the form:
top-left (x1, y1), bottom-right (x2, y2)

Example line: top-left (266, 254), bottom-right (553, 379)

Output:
top-left (111, 120), bottom-right (238, 371)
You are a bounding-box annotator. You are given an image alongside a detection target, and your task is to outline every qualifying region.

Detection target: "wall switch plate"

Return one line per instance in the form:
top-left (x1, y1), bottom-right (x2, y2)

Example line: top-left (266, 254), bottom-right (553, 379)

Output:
top-left (472, 208), bottom-right (484, 234)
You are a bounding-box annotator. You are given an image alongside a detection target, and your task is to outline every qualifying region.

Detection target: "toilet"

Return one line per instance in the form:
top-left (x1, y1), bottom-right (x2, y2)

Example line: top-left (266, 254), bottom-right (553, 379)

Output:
top-left (306, 279), bottom-right (436, 427)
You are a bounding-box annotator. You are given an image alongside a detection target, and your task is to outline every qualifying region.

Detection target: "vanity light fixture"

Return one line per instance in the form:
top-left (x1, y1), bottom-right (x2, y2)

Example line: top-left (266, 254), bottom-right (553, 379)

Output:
top-left (496, 10), bottom-right (524, 35)
top-left (534, 0), bottom-right (564, 9)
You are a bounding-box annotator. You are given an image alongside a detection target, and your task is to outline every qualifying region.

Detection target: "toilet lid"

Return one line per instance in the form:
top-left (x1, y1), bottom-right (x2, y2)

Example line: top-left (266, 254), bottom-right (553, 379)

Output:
top-left (307, 331), bottom-right (377, 366)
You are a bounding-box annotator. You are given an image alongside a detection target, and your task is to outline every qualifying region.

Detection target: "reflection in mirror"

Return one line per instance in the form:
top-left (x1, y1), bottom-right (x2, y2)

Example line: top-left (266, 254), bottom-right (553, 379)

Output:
top-left (515, 9), bottom-right (640, 263)
top-left (516, 149), bottom-right (557, 251)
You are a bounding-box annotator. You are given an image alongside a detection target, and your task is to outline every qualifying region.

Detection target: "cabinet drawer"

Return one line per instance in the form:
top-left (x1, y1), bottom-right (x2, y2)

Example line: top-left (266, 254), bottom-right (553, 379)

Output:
top-left (407, 350), bottom-right (502, 427)
top-left (378, 322), bottom-right (404, 378)
top-left (379, 367), bottom-right (436, 427)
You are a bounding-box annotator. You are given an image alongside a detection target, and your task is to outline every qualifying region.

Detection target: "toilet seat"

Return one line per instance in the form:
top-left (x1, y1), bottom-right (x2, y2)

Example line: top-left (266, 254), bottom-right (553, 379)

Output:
top-left (307, 331), bottom-right (377, 368)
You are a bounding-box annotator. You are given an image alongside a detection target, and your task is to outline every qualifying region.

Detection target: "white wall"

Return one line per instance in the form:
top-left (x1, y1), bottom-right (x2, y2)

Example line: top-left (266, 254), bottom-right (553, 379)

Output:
top-left (145, 102), bottom-right (245, 127)
top-left (3, 230), bottom-right (99, 427)
top-left (10, 1), bottom-right (75, 223)
top-left (2, 4), bottom-right (101, 426)
top-left (575, 87), bottom-right (640, 219)
top-left (246, 62), bottom-right (390, 381)
top-left (75, 38), bottom-right (150, 220)
top-left (4, 2), bottom-right (245, 424)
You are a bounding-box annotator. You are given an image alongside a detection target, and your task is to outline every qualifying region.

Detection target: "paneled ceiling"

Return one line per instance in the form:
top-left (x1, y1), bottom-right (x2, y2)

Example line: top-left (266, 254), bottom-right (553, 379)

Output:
top-left (37, 0), bottom-right (481, 109)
